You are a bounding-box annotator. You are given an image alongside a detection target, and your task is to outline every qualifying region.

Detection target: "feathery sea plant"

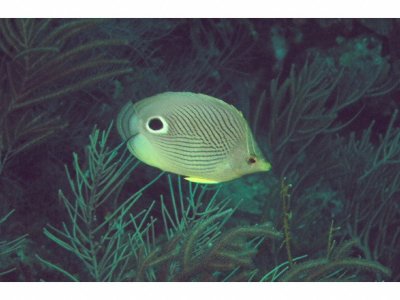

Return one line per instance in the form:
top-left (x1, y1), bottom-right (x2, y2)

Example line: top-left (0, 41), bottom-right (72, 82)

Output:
top-left (126, 174), bottom-right (282, 282)
top-left (268, 175), bottom-right (392, 282)
top-left (254, 53), bottom-right (398, 189)
top-left (279, 238), bottom-right (392, 281)
top-left (38, 123), bottom-right (283, 281)
top-left (331, 110), bottom-right (400, 278)
top-left (37, 124), bottom-right (162, 281)
top-left (0, 19), bottom-right (132, 176)
top-left (0, 210), bottom-right (27, 277)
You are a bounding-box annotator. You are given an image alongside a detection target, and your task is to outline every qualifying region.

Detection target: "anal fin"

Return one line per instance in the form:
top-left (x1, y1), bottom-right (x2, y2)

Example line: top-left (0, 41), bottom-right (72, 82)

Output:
top-left (184, 176), bottom-right (220, 184)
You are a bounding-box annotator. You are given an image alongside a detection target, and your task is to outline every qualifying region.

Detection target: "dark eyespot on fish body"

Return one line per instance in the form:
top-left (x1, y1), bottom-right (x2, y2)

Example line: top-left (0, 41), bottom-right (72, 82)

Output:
top-left (148, 118), bottom-right (164, 131)
top-left (117, 92), bottom-right (271, 183)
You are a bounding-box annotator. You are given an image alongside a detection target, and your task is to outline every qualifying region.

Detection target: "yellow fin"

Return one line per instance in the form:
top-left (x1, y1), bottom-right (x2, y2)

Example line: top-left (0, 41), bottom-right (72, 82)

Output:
top-left (184, 176), bottom-right (220, 184)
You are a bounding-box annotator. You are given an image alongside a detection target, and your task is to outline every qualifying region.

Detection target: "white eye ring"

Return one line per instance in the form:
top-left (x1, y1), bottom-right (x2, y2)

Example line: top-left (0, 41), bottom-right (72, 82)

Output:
top-left (146, 116), bottom-right (168, 134)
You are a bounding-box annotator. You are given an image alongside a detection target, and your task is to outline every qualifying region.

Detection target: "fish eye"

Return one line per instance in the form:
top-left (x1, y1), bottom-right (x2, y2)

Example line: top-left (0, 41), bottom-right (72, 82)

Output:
top-left (247, 156), bottom-right (257, 165)
top-left (146, 116), bottom-right (168, 134)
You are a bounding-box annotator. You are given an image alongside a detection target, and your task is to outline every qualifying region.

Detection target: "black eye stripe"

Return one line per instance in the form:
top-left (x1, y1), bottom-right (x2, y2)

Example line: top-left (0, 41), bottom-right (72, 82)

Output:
top-left (247, 157), bottom-right (257, 164)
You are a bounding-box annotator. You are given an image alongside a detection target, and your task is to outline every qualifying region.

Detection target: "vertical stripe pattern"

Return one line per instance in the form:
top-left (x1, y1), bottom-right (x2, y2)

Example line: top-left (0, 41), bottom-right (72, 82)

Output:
top-left (117, 92), bottom-right (269, 182)
top-left (146, 101), bottom-right (246, 175)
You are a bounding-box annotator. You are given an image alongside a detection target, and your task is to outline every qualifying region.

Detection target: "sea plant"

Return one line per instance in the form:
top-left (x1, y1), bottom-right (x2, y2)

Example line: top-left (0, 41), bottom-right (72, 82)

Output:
top-left (0, 210), bottom-right (27, 277)
top-left (0, 19), bottom-right (132, 176)
top-left (37, 124), bottom-right (282, 281)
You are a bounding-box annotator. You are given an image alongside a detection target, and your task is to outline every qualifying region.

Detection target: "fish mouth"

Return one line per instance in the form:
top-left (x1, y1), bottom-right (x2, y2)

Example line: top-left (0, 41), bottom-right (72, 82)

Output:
top-left (259, 159), bottom-right (272, 172)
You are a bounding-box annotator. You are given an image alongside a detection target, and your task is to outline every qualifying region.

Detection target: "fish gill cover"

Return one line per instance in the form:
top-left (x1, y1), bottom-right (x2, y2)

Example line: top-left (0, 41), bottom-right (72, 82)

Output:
top-left (0, 19), bottom-right (399, 281)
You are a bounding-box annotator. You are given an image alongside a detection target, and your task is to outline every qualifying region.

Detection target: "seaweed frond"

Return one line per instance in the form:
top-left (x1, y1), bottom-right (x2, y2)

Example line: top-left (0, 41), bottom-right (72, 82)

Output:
top-left (280, 238), bottom-right (391, 281)
top-left (0, 210), bottom-right (27, 277)
top-left (0, 19), bottom-right (132, 176)
top-left (38, 123), bottom-right (162, 281)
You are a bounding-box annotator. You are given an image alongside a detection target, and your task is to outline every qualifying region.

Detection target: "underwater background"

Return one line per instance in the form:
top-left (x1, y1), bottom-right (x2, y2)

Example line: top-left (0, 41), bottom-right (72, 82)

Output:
top-left (0, 18), bottom-right (399, 281)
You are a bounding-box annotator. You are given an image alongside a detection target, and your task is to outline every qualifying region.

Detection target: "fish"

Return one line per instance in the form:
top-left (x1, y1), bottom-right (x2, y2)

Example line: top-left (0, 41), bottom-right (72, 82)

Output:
top-left (117, 92), bottom-right (271, 183)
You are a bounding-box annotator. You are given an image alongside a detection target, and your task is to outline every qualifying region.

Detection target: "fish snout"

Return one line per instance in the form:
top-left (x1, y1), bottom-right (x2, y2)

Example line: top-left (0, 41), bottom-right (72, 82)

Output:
top-left (257, 159), bottom-right (272, 172)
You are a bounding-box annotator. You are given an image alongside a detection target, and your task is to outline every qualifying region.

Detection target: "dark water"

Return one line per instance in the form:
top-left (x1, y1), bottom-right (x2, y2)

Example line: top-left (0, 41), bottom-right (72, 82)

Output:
top-left (0, 19), bottom-right (399, 281)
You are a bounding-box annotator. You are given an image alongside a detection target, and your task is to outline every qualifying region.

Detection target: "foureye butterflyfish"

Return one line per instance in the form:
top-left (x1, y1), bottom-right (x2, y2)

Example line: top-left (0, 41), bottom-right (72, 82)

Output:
top-left (117, 92), bottom-right (271, 183)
